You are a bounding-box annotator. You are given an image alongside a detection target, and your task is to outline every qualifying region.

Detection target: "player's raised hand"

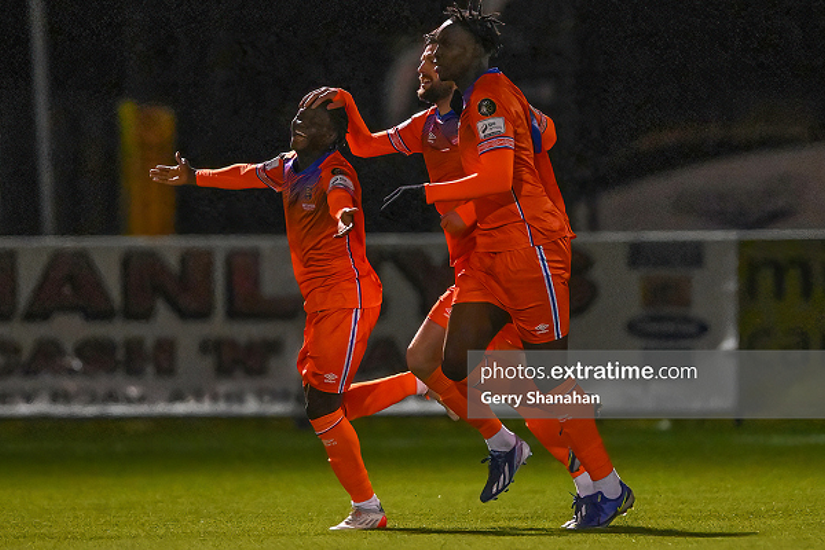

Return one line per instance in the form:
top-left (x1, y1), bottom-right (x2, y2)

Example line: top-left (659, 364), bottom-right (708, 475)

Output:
top-left (149, 151), bottom-right (196, 186)
top-left (300, 87), bottom-right (345, 110)
top-left (334, 207), bottom-right (358, 238)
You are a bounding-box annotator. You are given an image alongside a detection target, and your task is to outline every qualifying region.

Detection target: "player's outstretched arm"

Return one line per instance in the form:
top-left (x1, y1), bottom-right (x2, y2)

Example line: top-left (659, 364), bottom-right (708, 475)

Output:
top-left (423, 147), bottom-right (514, 204)
top-left (149, 151), bottom-right (196, 186)
top-left (152, 151), bottom-right (278, 191)
top-left (301, 87), bottom-right (406, 159)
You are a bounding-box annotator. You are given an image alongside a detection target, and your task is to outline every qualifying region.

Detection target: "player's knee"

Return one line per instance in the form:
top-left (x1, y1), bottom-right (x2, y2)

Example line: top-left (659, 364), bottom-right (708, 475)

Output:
top-left (441, 352), bottom-right (466, 383)
top-left (406, 342), bottom-right (438, 380)
top-left (304, 385), bottom-right (343, 420)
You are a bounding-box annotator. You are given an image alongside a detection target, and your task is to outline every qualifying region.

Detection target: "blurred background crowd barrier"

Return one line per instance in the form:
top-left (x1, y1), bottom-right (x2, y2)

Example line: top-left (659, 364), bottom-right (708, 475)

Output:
top-left (2, 230), bottom-right (823, 417)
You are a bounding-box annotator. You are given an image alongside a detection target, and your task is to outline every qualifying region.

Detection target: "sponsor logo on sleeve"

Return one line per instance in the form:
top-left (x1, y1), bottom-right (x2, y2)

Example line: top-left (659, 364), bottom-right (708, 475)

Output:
top-left (328, 174), bottom-right (355, 193)
top-left (476, 117), bottom-right (506, 140)
top-left (263, 156), bottom-right (282, 171)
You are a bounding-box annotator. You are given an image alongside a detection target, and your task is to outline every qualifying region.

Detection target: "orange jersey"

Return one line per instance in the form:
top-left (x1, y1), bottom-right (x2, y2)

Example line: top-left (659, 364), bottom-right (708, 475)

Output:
top-left (425, 69), bottom-right (574, 252)
top-left (195, 150), bottom-right (381, 312)
top-left (339, 91), bottom-right (476, 269)
top-left (528, 106), bottom-right (573, 239)
top-left (386, 107), bottom-right (481, 269)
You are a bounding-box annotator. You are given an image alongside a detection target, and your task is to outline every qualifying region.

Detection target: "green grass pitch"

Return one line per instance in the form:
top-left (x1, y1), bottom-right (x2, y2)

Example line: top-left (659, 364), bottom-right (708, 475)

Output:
top-left (1, 415), bottom-right (824, 549)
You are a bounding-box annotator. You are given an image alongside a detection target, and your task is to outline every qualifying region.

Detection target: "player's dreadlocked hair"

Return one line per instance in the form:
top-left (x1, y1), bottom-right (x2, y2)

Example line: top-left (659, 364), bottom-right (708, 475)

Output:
top-left (444, 1), bottom-right (504, 57)
top-left (321, 99), bottom-right (350, 151)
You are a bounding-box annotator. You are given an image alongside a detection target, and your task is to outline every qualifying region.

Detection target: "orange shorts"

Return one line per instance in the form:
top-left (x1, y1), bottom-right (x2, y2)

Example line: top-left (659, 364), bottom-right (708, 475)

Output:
top-left (297, 306), bottom-right (380, 393)
top-left (454, 237), bottom-right (570, 344)
top-left (427, 285), bottom-right (523, 350)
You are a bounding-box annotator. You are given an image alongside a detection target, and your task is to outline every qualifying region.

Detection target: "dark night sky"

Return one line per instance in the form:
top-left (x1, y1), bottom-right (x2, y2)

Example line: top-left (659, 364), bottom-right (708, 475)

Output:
top-left (1, 0), bottom-right (823, 235)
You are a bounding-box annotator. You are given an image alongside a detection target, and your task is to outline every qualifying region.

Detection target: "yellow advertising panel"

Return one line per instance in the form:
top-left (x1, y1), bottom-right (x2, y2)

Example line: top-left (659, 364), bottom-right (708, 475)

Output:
top-left (119, 101), bottom-right (176, 235)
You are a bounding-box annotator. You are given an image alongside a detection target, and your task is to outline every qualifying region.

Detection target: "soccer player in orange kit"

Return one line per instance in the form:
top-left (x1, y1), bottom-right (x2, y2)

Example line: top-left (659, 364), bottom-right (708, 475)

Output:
top-left (382, 1), bottom-right (635, 529)
top-left (149, 101), bottom-right (430, 530)
top-left (301, 40), bottom-right (596, 506)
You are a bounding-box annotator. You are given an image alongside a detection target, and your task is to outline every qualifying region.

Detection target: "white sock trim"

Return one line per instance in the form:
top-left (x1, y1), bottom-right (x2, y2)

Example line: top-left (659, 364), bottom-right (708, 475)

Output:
top-left (592, 470), bottom-right (622, 499)
top-left (352, 494), bottom-right (381, 510)
top-left (485, 426), bottom-right (517, 452)
top-left (574, 471), bottom-right (595, 497)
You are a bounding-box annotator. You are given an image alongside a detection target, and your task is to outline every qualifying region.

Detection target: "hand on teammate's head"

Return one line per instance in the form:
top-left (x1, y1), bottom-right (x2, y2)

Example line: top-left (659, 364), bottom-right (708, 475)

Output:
top-left (300, 87), bottom-right (346, 110)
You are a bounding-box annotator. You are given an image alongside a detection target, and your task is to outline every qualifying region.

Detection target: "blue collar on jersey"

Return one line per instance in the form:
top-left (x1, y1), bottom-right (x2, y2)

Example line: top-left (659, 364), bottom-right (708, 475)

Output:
top-left (285, 149), bottom-right (336, 204)
top-left (461, 67), bottom-right (502, 110)
top-left (434, 107), bottom-right (459, 122)
top-left (287, 148), bottom-right (334, 177)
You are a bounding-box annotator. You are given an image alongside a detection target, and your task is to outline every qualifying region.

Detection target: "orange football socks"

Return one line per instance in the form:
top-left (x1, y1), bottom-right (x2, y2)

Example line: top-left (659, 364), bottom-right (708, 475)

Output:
top-left (558, 416), bottom-right (615, 483)
top-left (342, 372), bottom-right (420, 421)
top-left (309, 409), bottom-right (374, 503)
top-left (424, 367), bottom-right (503, 439)
top-left (524, 417), bottom-right (587, 477)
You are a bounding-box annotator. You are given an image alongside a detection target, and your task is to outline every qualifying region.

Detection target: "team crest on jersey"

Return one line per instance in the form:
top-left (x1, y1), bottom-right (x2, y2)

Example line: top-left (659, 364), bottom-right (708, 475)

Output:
top-left (301, 186), bottom-right (316, 211)
top-left (477, 98), bottom-right (497, 116)
top-left (476, 117), bottom-right (506, 140)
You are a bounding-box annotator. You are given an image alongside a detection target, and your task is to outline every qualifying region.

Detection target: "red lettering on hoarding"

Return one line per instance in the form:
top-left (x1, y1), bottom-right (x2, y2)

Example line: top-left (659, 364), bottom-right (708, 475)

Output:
top-left (0, 337), bottom-right (176, 377)
top-left (23, 251), bottom-right (115, 321)
top-left (123, 249), bottom-right (214, 319)
top-left (0, 338), bottom-right (22, 376)
top-left (74, 337), bottom-right (118, 375)
top-left (124, 338), bottom-right (176, 376)
top-left (225, 250), bottom-right (302, 319)
top-left (200, 338), bottom-right (283, 377)
top-left (23, 338), bottom-right (68, 376)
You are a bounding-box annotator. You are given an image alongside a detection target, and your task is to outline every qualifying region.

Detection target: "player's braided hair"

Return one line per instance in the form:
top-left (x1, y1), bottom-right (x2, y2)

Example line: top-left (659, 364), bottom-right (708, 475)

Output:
top-left (444, 1), bottom-right (504, 56)
top-left (321, 99), bottom-right (350, 151)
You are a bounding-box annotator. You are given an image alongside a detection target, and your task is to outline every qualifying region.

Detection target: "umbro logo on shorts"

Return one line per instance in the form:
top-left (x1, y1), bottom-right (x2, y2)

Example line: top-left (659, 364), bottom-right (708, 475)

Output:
top-left (534, 323), bottom-right (551, 335)
top-left (324, 373), bottom-right (339, 384)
